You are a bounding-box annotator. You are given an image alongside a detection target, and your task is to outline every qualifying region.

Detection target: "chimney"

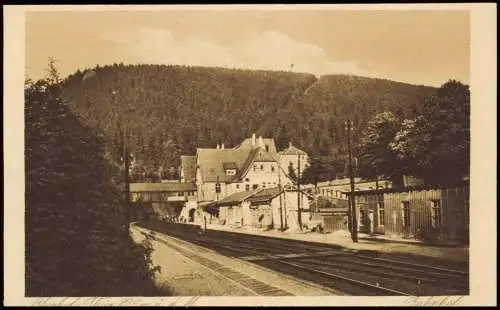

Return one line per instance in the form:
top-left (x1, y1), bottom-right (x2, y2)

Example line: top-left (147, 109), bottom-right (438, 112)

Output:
top-left (252, 133), bottom-right (256, 146)
top-left (216, 144), bottom-right (220, 149)
top-left (221, 143), bottom-right (225, 149)
top-left (259, 136), bottom-right (264, 147)
top-left (289, 141), bottom-right (292, 148)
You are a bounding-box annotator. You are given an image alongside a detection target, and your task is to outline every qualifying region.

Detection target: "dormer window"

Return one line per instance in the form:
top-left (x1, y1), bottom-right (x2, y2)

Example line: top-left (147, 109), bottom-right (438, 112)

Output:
top-left (223, 162), bottom-right (237, 176)
top-left (265, 145), bottom-right (269, 152)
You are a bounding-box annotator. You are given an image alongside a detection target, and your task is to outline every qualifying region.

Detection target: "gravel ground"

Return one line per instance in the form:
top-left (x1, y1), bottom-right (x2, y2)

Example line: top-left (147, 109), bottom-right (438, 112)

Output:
top-left (131, 226), bottom-right (339, 296)
top-left (130, 227), bottom-right (255, 296)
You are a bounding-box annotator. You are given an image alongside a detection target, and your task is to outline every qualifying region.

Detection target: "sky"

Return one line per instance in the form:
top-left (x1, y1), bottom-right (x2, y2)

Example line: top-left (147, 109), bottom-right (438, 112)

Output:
top-left (25, 8), bottom-right (470, 87)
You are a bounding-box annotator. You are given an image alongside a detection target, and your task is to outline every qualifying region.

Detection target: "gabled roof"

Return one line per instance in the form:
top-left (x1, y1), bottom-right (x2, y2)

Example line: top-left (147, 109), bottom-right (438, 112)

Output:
top-left (278, 144), bottom-right (307, 156)
top-left (222, 162), bottom-right (238, 170)
top-left (235, 137), bottom-right (277, 154)
top-left (196, 148), bottom-right (248, 183)
top-left (180, 155), bottom-right (197, 182)
top-left (196, 136), bottom-right (279, 183)
top-left (236, 147), bottom-right (279, 180)
top-left (129, 182), bottom-right (197, 192)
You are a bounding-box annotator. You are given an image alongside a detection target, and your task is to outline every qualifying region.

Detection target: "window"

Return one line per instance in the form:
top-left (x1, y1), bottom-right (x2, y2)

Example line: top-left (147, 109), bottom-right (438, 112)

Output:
top-left (431, 200), bottom-right (442, 228)
top-left (260, 164), bottom-right (264, 171)
top-left (236, 184), bottom-right (240, 189)
top-left (252, 184), bottom-right (258, 190)
top-left (215, 183), bottom-right (221, 193)
top-left (253, 165), bottom-right (257, 172)
top-left (377, 202), bottom-right (385, 226)
top-left (245, 178), bottom-right (250, 182)
top-left (402, 201), bottom-right (410, 227)
top-left (265, 145), bottom-right (269, 152)
top-left (271, 165), bottom-right (275, 172)
top-left (262, 182), bottom-right (266, 188)
top-left (178, 192), bottom-right (184, 197)
top-left (245, 184), bottom-right (250, 191)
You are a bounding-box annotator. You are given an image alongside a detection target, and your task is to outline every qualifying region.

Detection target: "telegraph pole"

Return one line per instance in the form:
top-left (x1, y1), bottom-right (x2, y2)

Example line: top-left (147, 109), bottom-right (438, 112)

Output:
top-left (345, 119), bottom-right (358, 243)
top-left (297, 154), bottom-right (302, 231)
top-left (114, 89), bottom-right (130, 232)
top-left (278, 160), bottom-right (284, 231)
top-left (124, 134), bottom-right (130, 229)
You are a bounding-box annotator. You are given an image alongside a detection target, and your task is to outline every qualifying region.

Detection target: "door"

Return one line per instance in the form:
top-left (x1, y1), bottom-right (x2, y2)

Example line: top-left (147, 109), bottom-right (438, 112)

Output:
top-left (368, 211), bottom-right (374, 234)
top-left (188, 208), bottom-right (196, 222)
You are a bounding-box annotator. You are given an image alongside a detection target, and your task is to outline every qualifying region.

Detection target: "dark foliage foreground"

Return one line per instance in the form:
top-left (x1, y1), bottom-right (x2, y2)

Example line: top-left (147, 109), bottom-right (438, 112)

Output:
top-left (25, 76), bottom-right (168, 296)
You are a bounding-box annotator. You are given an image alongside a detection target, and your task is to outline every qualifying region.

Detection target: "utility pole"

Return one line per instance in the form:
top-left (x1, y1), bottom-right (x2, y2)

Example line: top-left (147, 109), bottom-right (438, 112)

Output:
top-left (114, 89), bottom-right (130, 232)
top-left (124, 133), bottom-right (130, 229)
top-left (278, 160), bottom-right (284, 231)
top-left (345, 119), bottom-right (358, 243)
top-left (297, 154), bottom-right (302, 231)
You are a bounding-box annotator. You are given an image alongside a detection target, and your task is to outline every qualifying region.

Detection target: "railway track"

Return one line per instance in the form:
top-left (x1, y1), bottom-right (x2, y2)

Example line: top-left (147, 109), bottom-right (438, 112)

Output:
top-left (137, 222), bottom-right (469, 296)
top-left (135, 225), bottom-right (293, 296)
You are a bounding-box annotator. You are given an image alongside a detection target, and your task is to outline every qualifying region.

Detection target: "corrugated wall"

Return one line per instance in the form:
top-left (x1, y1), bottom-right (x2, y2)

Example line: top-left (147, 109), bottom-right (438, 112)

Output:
top-left (323, 214), bottom-right (349, 232)
top-left (383, 186), bottom-right (469, 244)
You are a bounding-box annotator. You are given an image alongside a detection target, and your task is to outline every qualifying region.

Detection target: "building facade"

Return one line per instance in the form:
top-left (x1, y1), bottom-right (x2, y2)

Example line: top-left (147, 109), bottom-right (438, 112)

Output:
top-left (181, 133), bottom-right (308, 203)
top-left (206, 187), bottom-right (313, 231)
top-left (278, 142), bottom-right (309, 184)
top-left (343, 182), bottom-right (469, 244)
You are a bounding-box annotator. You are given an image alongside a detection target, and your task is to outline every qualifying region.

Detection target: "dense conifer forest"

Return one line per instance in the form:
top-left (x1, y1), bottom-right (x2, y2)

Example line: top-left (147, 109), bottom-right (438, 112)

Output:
top-left (60, 64), bottom-right (438, 182)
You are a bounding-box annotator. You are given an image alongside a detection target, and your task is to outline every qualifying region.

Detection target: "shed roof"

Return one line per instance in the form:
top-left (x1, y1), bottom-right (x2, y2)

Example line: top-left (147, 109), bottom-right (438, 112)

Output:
top-left (341, 180), bottom-right (469, 196)
top-left (245, 187), bottom-right (282, 204)
top-left (209, 188), bottom-right (262, 207)
top-left (207, 186), bottom-right (312, 209)
top-left (129, 182), bottom-right (196, 192)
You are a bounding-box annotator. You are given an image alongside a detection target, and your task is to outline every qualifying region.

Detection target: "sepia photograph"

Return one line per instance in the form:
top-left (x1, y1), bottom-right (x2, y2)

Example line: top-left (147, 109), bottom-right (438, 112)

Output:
top-left (3, 3), bottom-right (497, 307)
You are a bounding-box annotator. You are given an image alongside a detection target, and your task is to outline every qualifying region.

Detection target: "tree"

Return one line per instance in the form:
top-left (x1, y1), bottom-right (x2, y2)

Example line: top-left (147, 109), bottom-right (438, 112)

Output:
top-left (45, 57), bottom-right (61, 85)
top-left (355, 112), bottom-right (404, 187)
top-left (391, 80), bottom-right (470, 185)
top-left (389, 117), bottom-right (424, 177)
top-left (59, 64), bottom-right (435, 183)
top-left (25, 60), bottom-right (165, 296)
top-left (299, 154), bottom-right (345, 184)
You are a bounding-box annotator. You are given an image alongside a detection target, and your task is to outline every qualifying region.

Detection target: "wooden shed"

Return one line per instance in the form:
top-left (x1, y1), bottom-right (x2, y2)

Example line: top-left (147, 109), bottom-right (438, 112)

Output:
top-left (344, 181), bottom-right (470, 244)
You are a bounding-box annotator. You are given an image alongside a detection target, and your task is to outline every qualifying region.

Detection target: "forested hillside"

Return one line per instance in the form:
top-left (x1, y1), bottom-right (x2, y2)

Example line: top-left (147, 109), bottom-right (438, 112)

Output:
top-left (60, 64), bottom-right (437, 181)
